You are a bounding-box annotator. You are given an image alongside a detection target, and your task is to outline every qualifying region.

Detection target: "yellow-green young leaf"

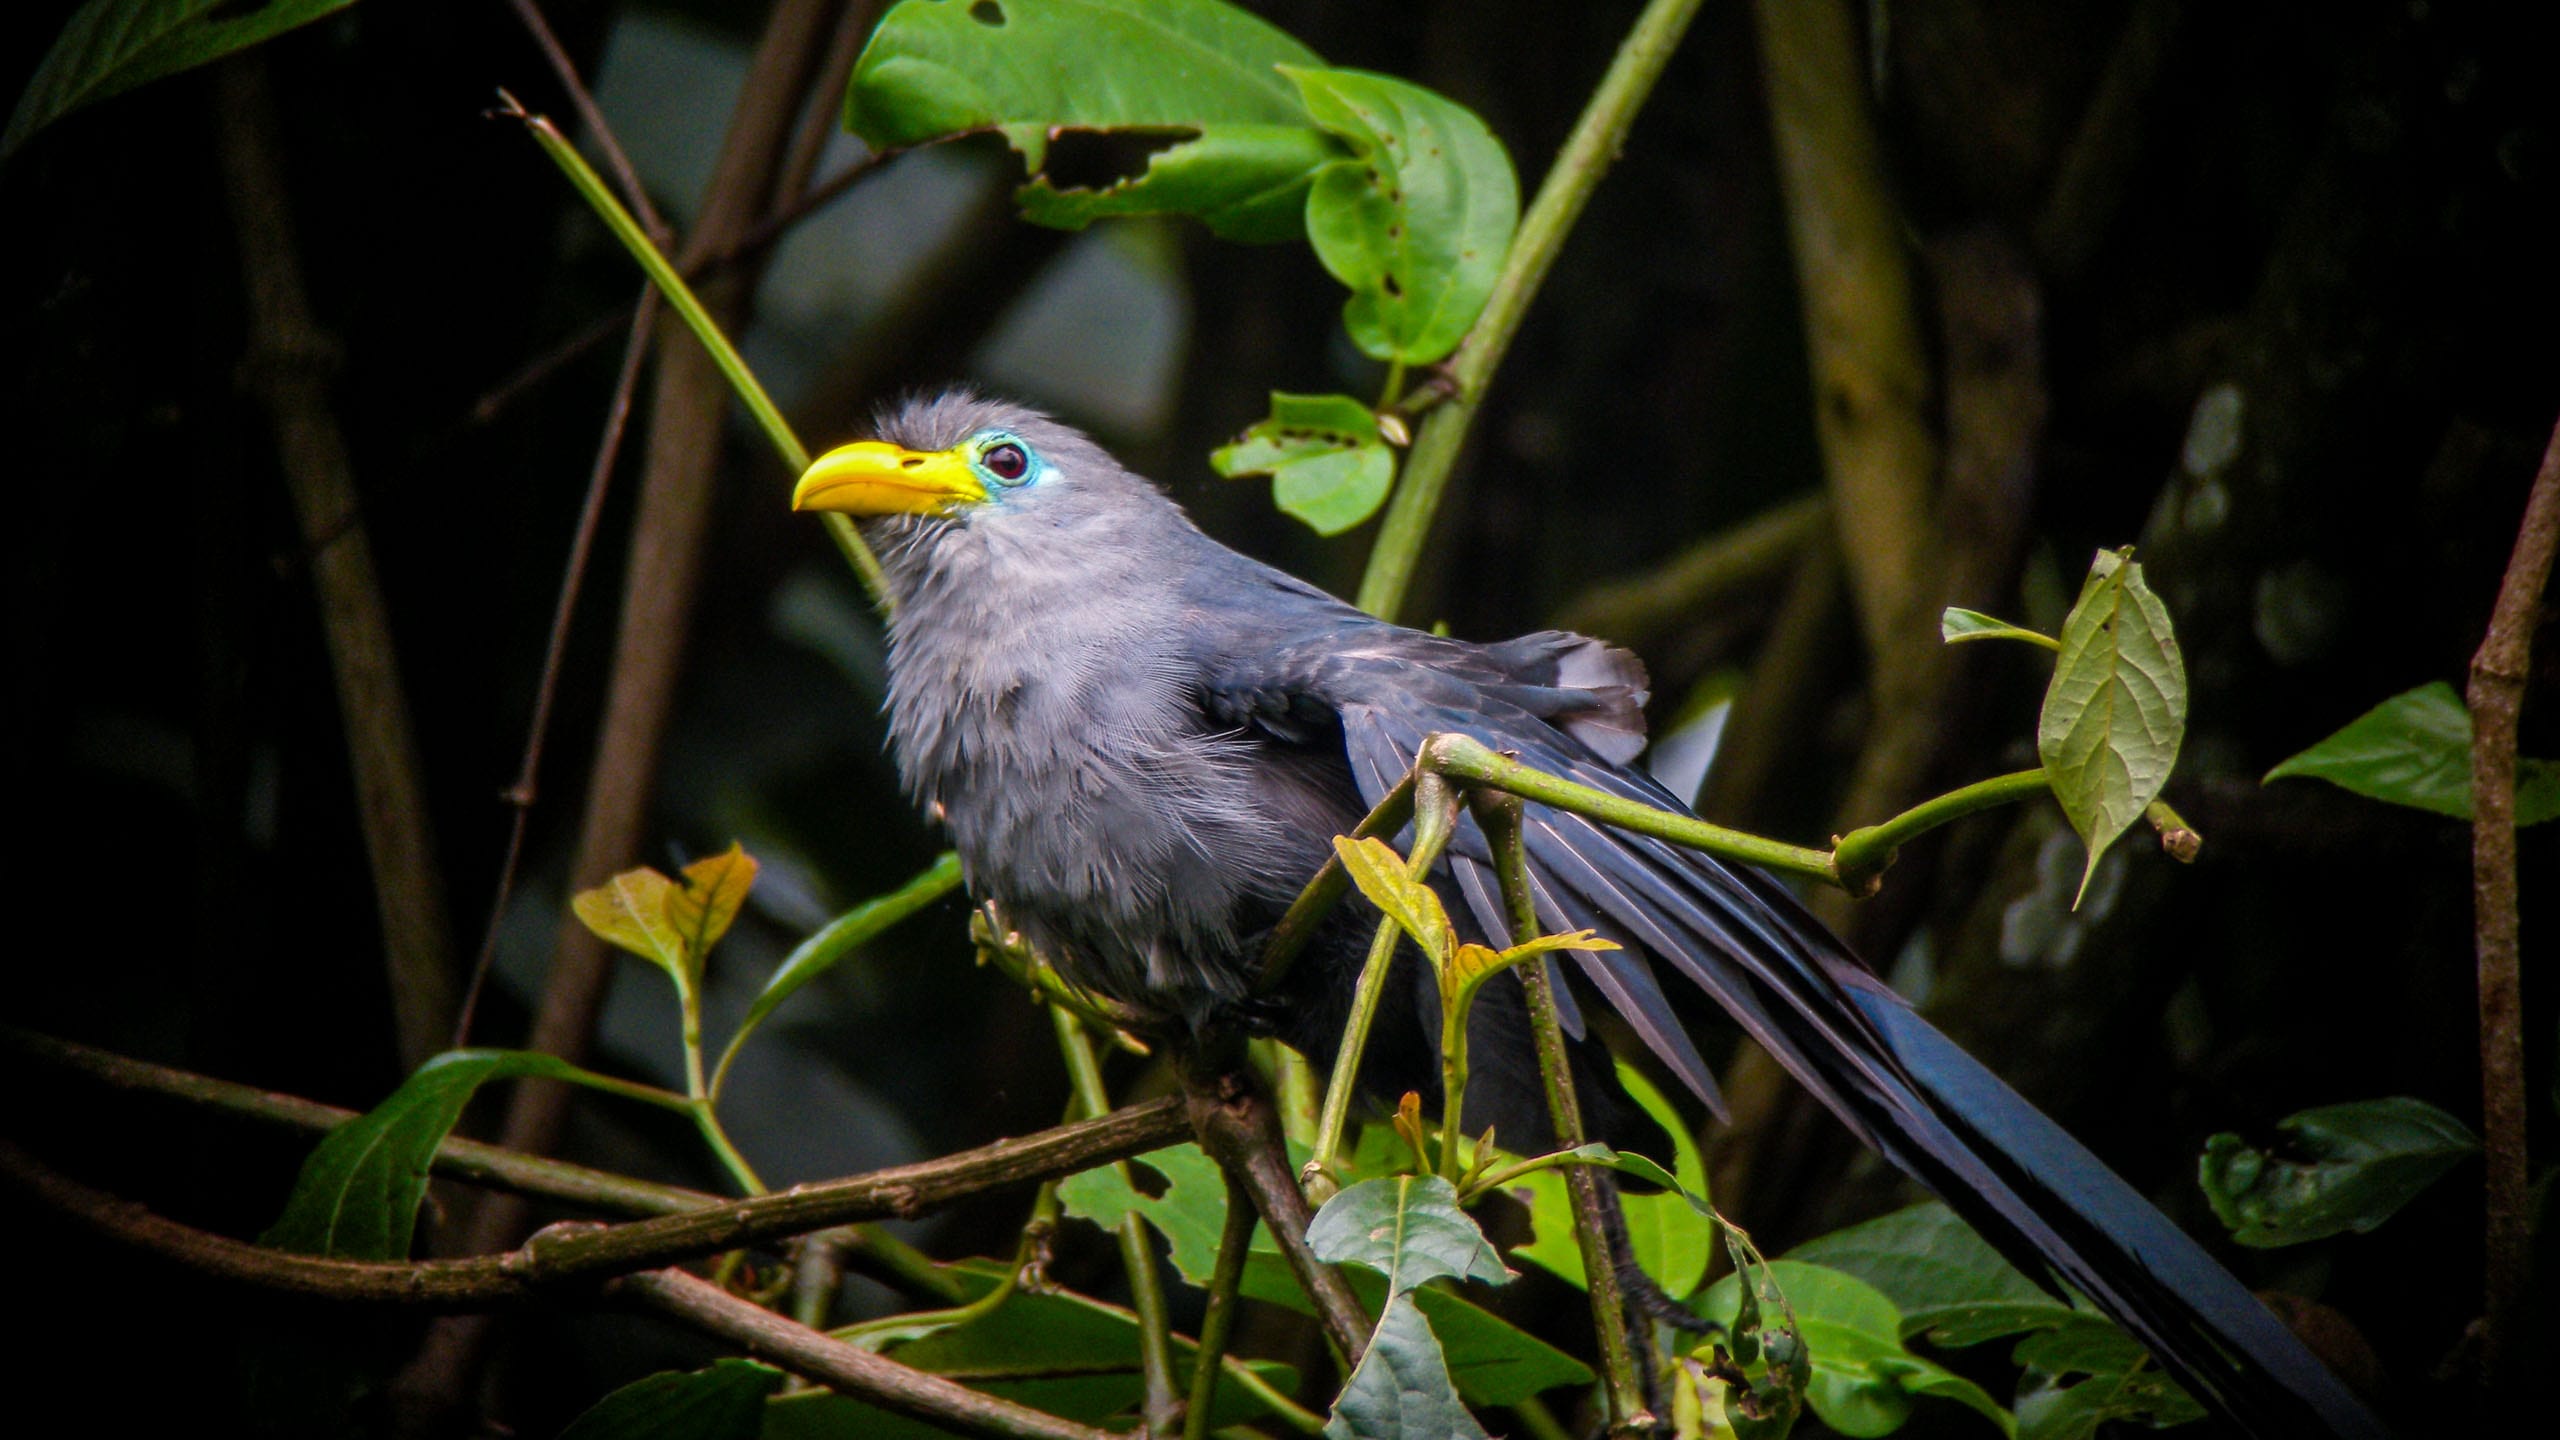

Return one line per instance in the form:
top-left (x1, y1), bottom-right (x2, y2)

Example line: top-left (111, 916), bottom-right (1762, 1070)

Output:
top-left (2037, 549), bottom-right (2187, 906)
top-left (1444, 931), bottom-right (1617, 1021)
top-left (1332, 834), bottom-right (1454, 965)
top-left (571, 867), bottom-right (689, 988)
top-left (1941, 607), bottom-right (2059, 650)
top-left (668, 843), bottom-right (759, 972)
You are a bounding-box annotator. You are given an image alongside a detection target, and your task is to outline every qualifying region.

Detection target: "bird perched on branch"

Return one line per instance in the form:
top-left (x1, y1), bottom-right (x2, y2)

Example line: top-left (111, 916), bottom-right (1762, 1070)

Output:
top-left (793, 390), bottom-right (2388, 1439)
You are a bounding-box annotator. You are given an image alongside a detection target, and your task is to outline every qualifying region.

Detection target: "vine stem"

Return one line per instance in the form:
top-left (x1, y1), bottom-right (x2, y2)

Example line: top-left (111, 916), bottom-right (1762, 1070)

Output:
top-left (1357, 0), bottom-right (1709, 620)
top-left (1051, 1008), bottom-right (1180, 1438)
top-left (1181, 1166), bottom-right (1259, 1440)
top-left (2465, 410), bottom-right (2560, 1387)
top-left (1473, 792), bottom-right (1652, 1435)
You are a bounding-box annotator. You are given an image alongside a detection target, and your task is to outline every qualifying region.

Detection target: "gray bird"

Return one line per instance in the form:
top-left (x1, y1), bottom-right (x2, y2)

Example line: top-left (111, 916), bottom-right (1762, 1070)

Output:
top-left (794, 390), bottom-right (2387, 1439)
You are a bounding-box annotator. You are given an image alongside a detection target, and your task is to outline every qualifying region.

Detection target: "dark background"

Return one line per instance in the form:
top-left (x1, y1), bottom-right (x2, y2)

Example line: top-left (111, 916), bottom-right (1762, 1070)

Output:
top-left (3, 0), bottom-right (2554, 1434)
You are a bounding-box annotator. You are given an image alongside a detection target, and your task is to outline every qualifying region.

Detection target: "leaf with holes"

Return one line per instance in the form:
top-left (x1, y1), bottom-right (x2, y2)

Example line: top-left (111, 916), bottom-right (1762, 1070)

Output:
top-left (263, 1049), bottom-right (638, 1259)
top-left (1057, 1142), bottom-right (1239, 1284)
top-left (1212, 392), bottom-right (1397, 534)
top-left (1696, 1262), bottom-right (2013, 1438)
top-left (1308, 1174), bottom-right (1513, 1293)
top-left (2264, 681), bottom-right (2560, 824)
top-left (2199, 1096), bottom-right (2479, 1248)
top-left (1331, 834), bottom-right (1455, 966)
top-left (847, 0), bottom-right (1340, 243)
top-left (1283, 66), bottom-right (1519, 364)
top-left (6, 0), bottom-right (359, 160)
top-left (2037, 549), bottom-right (2186, 905)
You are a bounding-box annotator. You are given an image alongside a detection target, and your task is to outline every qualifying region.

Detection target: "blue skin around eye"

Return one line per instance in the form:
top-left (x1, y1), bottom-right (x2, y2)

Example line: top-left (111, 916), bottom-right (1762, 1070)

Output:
top-left (966, 429), bottom-right (1049, 491)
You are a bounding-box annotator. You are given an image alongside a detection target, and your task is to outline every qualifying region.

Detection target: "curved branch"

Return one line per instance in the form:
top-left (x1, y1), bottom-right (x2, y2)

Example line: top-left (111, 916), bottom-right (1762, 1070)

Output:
top-left (4, 1099), bottom-right (1188, 1308)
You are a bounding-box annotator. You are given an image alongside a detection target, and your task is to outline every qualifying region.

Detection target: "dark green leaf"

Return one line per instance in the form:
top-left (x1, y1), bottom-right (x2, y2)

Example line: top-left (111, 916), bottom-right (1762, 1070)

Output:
top-left (2199, 1095), bottom-right (2479, 1247)
top-left (1697, 1261), bottom-right (2012, 1438)
top-left (1786, 1201), bottom-right (2060, 1347)
top-left (1212, 392), bottom-right (1397, 534)
top-left (558, 1360), bottom-right (783, 1440)
top-left (1308, 1173), bottom-right (1514, 1292)
top-left (2012, 1318), bottom-right (2204, 1440)
top-left (1057, 1141), bottom-right (1239, 1284)
top-left (1325, 1291), bottom-right (1490, 1440)
top-left (846, 0), bottom-right (1336, 243)
top-left (5, 0), bottom-right (358, 160)
top-left (1240, 1251), bottom-right (1590, 1405)
top-left (2037, 549), bottom-right (2187, 905)
top-left (719, 852), bottom-right (961, 1082)
top-left (2263, 681), bottom-right (2560, 824)
top-left (1713, 1224), bottom-right (1806, 1440)
top-left (1941, 607), bottom-right (2059, 649)
top-left (1284, 66), bottom-right (1519, 364)
top-left (263, 1049), bottom-right (626, 1258)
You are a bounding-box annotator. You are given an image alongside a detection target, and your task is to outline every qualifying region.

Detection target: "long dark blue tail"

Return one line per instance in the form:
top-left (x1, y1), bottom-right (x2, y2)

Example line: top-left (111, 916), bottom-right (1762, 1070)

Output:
top-left (1343, 705), bottom-right (2392, 1440)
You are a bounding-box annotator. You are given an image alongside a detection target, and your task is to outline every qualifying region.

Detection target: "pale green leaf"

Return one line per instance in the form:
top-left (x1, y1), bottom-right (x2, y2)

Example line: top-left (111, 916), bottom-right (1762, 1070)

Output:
top-left (1212, 392), bottom-right (1398, 534)
top-left (1057, 1142), bottom-right (1238, 1283)
top-left (1942, 607), bottom-right (2059, 649)
top-left (1325, 1292), bottom-right (1490, 1439)
top-left (1307, 1174), bottom-right (1513, 1293)
top-left (2037, 549), bottom-right (2187, 905)
top-left (1331, 834), bottom-right (1455, 965)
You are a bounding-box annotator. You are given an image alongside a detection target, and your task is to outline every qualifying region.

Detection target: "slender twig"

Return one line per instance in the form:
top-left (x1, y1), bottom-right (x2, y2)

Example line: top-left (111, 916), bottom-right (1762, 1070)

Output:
top-left (616, 1267), bottom-right (1108, 1440)
top-left (501, 0), bottom-right (671, 247)
top-left (214, 56), bottom-right (457, 1072)
top-left (1306, 774), bottom-right (1463, 1195)
top-left (1052, 1008), bottom-right (1179, 1438)
top-left (455, 284), bottom-right (659, 1046)
top-left (2465, 411), bottom-right (2560, 1387)
top-left (1186, 1079), bottom-right (1371, 1367)
top-left (1182, 1166), bottom-right (1259, 1440)
top-left (1472, 794), bottom-right (1652, 1435)
top-left (771, 2), bottom-right (880, 217)
top-left (4, 1099), bottom-right (1187, 1308)
top-left (1356, 0), bottom-right (1709, 620)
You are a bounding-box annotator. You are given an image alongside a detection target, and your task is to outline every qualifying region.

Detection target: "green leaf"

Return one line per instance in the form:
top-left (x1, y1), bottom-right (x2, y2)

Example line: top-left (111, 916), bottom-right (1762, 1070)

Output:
top-left (1710, 1225), bottom-right (1806, 1440)
top-left (5, 0), bottom-right (358, 160)
top-left (2199, 1095), bottom-right (2479, 1248)
top-left (1326, 1291), bottom-right (1491, 1440)
top-left (558, 1360), bottom-right (783, 1440)
top-left (1507, 1067), bottom-right (1713, 1297)
top-left (1211, 392), bottom-right (1397, 535)
top-left (2264, 681), bottom-right (2560, 824)
top-left (572, 867), bottom-right (691, 989)
top-left (1697, 1262), bottom-right (2013, 1438)
top-left (1330, 834), bottom-right (1456, 966)
top-left (1283, 66), bottom-right (1520, 365)
top-left (2037, 549), bottom-right (2187, 905)
top-left (716, 852), bottom-right (961, 1091)
top-left (846, 0), bottom-right (1337, 243)
top-left (263, 1048), bottom-right (632, 1258)
top-left (2012, 1317), bottom-right (2204, 1440)
top-left (1057, 1142), bottom-right (1238, 1284)
top-left (1941, 607), bottom-right (2060, 650)
top-left (1240, 1251), bottom-right (1590, 1405)
top-left (1308, 1173), bottom-right (1514, 1293)
top-left (1786, 1202), bottom-right (2060, 1348)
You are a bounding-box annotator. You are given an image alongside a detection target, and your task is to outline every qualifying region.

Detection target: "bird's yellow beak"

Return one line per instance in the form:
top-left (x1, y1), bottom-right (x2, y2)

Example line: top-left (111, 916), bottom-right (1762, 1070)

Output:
top-left (791, 441), bottom-right (989, 517)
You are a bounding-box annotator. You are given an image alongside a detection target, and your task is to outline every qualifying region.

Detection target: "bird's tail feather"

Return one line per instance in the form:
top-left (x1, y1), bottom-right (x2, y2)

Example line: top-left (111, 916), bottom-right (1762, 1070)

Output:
top-left (1341, 707), bottom-right (2390, 1439)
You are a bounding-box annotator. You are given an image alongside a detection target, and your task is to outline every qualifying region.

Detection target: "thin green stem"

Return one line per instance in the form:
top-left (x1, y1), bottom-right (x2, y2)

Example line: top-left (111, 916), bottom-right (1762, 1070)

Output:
top-left (691, 1100), bottom-right (768, 1197)
top-left (1510, 1395), bottom-right (1578, 1440)
top-left (1305, 775), bottom-right (1462, 1198)
top-left (560, 1067), bottom-right (700, 1118)
top-left (1182, 1167), bottom-right (1259, 1440)
top-left (506, 94), bottom-right (889, 609)
top-left (1830, 768), bottom-right (2050, 892)
top-left (1356, 0), bottom-right (1709, 620)
top-left (1052, 1006), bottom-right (1179, 1439)
top-left (839, 1224), bottom-right (970, 1305)
top-left (1474, 792), bottom-right (1652, 1434)
top-left (1424, 733), bottom-right (1841, 884)
top-left (1256, 772), bottom-right (1417, 994)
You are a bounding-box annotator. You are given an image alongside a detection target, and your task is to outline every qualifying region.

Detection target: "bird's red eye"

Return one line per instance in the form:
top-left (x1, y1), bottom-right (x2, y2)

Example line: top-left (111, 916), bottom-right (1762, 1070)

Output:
top-left (982, 442), bottom-right (1029, 482)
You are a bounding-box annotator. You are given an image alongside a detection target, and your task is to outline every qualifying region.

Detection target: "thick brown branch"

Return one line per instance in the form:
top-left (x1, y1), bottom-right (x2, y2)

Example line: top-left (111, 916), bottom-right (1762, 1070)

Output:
top-left (615, 1268), bottom-right (1108, 1440)
top-left (2464, 411), bottom-right (2560, 1386)
top-left (1185, 1079), bottom-right (1370, 1366)
top-left (5, 1099), bottom-right (1186, 1309)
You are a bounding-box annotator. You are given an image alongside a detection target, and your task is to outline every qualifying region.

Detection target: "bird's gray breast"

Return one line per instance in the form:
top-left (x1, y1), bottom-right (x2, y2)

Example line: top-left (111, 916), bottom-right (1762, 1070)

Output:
top-left (881, 540), bottom-right (1309, 1015)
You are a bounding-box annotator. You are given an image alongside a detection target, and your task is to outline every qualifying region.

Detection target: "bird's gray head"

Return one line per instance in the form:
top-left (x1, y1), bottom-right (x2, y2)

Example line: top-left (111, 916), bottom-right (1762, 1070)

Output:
top-left (790, 390), bottom-right (1166, 563)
